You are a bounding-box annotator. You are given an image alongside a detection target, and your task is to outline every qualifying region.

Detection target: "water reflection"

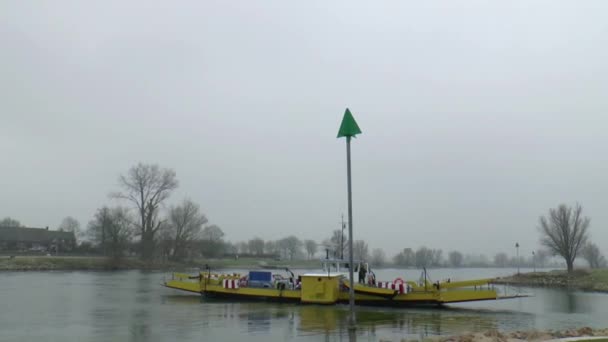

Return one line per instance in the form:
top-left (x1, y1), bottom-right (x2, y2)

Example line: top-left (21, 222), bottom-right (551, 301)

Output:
top-left (198, 300), bottom-right (536, 341)
top-left (161, 294), bottom-right (204, 305)
top-left (299, 305), bottom-right (348, 337)
top-left (543, 289), bottom-right (595, 314)
top-left (245, 308), bottom-right (272, 333)
top-left (129, 309), bottom-right (151, 342)
top-left (297, 305), bottom-right (533, 340)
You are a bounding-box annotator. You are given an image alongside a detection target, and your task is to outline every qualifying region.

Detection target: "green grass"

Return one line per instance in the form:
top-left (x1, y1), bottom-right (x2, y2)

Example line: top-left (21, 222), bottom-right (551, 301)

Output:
top-left (497, 268), bottom-right (608, 292)
top-left (561, 269), bottom-right (608, 292)
top-left (586, 269), bottom-right (608, 283)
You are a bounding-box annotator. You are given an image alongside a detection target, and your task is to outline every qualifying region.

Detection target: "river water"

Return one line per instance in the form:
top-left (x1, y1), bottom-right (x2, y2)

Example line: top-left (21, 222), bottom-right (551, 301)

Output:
top-left (1, 268), bottom-right (606, 341)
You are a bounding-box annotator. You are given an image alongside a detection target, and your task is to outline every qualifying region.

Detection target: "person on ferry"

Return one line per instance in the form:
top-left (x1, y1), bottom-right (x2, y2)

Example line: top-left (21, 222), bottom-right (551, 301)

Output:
top-left (368, 270), bottom-right (376, 286)
top-left (358, 264), bottom-right (367, 284)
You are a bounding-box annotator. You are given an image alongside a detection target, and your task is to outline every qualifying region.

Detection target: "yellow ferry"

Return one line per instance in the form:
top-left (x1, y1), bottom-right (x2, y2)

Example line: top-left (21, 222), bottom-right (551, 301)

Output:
top-left (163, 259), bottom-right (526, 306)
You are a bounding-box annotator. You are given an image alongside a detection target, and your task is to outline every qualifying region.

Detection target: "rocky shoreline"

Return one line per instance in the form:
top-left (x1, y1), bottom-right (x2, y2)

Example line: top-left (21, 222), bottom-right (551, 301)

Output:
top-left (492, 269), bottom-right (608, 293)
top-left (411, 327), bottom-right (608, 342)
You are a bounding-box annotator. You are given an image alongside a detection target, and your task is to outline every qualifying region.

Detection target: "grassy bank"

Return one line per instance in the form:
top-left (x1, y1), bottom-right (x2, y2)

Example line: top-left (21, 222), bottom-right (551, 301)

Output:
top-left (0, 255), bottom-right (321, 271)
top-left (0, 256), bottom-right (186, 271)
top-left (493, 269), bottom-right (608, 292)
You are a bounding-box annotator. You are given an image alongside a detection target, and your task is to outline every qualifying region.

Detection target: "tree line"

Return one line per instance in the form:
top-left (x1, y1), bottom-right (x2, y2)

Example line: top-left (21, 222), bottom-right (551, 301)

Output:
top-left (2, 170), bottom-right (606, 271)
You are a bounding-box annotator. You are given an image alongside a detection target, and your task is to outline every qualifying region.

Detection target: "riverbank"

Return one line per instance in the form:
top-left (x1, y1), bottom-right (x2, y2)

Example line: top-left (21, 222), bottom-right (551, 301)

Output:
top-left (0, 255), bottom-right (180, 271)
top-left (415, 327), bottom-right (608, 342)
top-left (492, 269), bottom-right (608, 292)
top-left (0, 255), bottom-right (320, 271)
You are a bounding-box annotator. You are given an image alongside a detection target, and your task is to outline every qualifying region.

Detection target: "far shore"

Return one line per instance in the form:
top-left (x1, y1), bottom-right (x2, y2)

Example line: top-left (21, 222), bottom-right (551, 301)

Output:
top-left (2, 254), bottom-right (600, 294)
top-left (0, 255), bottom-right (322, 272)
top-left (493, 269), bottom-right (608, 293)
top-left (1, 255), bottom-right (562, 272)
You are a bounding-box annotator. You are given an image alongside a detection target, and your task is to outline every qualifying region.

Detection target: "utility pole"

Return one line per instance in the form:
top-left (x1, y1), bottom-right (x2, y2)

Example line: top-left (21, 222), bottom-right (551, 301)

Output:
top-left (515, 242), bottom-right (520, 275)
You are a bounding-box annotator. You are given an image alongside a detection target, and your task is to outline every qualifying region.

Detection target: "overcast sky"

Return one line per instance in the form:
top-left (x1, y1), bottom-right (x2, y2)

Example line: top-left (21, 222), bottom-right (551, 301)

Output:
top-left (1, 1), bottom-right (607, 257)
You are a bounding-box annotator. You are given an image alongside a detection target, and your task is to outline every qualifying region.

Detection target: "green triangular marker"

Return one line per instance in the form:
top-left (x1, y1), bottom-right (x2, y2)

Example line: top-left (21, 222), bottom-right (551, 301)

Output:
top-left (337, 108), bottom-right (362, 138)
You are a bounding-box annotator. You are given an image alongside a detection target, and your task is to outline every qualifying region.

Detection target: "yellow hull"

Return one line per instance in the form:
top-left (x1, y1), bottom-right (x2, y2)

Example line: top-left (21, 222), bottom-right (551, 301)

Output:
top-left (342, 280), bottom-right (398, 298)
top-left (163, 272), bottom-right (510, 306)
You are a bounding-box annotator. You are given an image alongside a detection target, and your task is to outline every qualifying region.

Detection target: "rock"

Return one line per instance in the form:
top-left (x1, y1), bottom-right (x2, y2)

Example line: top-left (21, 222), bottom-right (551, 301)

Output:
top-left (577, 326), bottom-right (593, 336)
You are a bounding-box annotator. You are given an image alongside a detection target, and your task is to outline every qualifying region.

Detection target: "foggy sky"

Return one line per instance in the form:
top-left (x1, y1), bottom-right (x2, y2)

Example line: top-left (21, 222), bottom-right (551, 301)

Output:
top-left (1, 1), bottom-right (607, 257)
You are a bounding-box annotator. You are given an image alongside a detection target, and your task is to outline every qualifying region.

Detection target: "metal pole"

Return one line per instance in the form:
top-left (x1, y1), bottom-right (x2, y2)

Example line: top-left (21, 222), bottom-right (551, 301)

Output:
top-left (516, 243), bottom-right (520, 275)
top-left (532, 251), bottom-right (536, 273)
top-left (341, 214), bottom-right (345, 260)
top-left (346, 136), bottom-right (356, 328)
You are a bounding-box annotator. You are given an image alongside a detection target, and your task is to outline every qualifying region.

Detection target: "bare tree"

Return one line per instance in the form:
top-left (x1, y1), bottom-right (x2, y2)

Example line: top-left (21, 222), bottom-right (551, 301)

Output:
top-left (393, 248), bottom-right (415, 267)
top-left (465, 253), bottom-right (490, 267)
top-left (236, 241), bottom-right (249, 254)
top-left (402, 248), bottom-right (415, 266)
top-left (448, 251), bottom-right (463, 267)
top-left (88, 207), bottom-right (112, 255)
top-left (353, 240), bottom-right (369, 261)
top-left (167, 199), bottom-right (208, 261)
top-left (581, 242), bottom-right (606, 269)
top-left (58, 216), bottom-right (81, 238)
top-left (431, 249), bottom-right (443, 267)
top-left (319, 239), bottom-right (333, 258)
top-left (114, 163), bottom-right (178, 260)
top-left (200, 225), bottom-right (225, 257)
top-left (415, 246), bottom-right (434, 268)
top-left (157, 221), bottom-right (174, 260)
top-left (248, 237), bottom-right (265, 255)
top-left (279, 236), bottom-right (302, 260)
top-left (371, 248), bottom-right (386, 267)
top-left (304, 240), bottom-right (317, 259)
top-left (202, 225), bottom-right (224, 242)
top-left (264, 240), bottom-right (279, 256)
top-left (105, 207), bottom-right (134, 258)
top-left (223, 242), bottom-right (237, 254)
top-left (494, 253), bottom-right (509, 267)
top-left (0, 217), bottom-right (22, 227)
top-left (304, 240), bottom-right (317, 260)
top-left (88, 206), bottom-right (134, 258)
top-left (539, 203), bottom-right (590, 273)
top-left (329, 229), bottom-right (347, 259)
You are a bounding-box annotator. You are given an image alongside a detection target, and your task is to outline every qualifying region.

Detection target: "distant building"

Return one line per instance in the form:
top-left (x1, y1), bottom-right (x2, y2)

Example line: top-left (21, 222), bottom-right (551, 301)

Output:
top-left (0, 226), bottom-right (76, 253)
